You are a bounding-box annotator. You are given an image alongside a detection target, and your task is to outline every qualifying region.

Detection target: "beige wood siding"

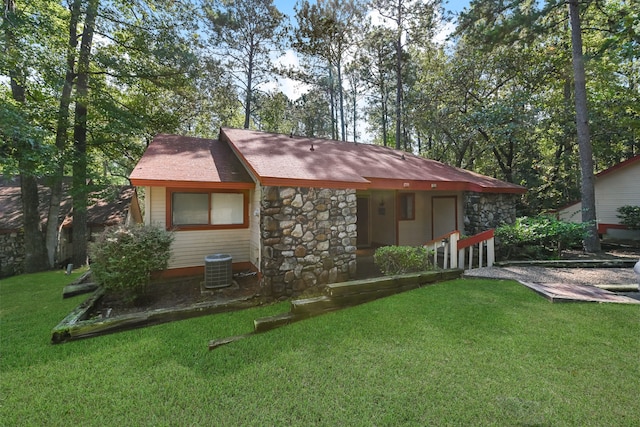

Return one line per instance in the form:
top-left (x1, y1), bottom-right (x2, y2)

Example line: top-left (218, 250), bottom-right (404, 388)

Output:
top-left (148, 186), bottom-right (166, 228)
top-left (144, 185), bottom-right (253, 269)
top-left (558, 162), bottom-right (639, 225)
top-left (168, 229), bottom-right (251, 269)
top-left (595, 165), bottom-right (640, 224)
top-left (558, 202), bottom-right (582, 222)
top-left (398, 191), bottom-right (428, 246)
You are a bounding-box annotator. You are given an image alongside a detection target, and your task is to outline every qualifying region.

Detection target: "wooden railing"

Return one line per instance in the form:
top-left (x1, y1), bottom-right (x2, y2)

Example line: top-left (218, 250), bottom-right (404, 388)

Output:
top-left (424, 229), bottom-right (495, 270)
top-left (457, 229), bottom-right (495, 269)
top-left (424, 231), bottom-right (459, 269)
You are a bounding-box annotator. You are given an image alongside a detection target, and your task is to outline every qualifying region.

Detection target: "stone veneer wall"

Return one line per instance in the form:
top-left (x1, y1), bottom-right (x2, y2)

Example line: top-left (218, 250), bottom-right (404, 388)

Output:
top-left (463, 192), bottom-right (519, 235)
top-left (0, 231), bottom-right (25, 278)
top-left (261, 186), bottom-right (357, 298)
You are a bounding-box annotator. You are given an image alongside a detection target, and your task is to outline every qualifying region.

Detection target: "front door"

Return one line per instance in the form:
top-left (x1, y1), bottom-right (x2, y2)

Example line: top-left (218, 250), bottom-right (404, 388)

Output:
top-left (432, 196), bottom-right (457, 239)
top-left (356, 196), bottom-right (370, 247)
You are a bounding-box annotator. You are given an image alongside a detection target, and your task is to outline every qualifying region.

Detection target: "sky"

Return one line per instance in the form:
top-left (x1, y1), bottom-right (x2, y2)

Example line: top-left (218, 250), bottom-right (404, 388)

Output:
top-left (274, 0), bottom-right (472, 17)
top-left (270, 0), bottom-right (472, 118)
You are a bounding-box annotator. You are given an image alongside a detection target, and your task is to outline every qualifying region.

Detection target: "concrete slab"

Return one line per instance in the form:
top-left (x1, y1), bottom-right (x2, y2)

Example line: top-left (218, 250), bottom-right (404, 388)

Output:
top-left (465, 266), bottom-right (640, 304)
top-left (519, 281), bottom-right (640, 304)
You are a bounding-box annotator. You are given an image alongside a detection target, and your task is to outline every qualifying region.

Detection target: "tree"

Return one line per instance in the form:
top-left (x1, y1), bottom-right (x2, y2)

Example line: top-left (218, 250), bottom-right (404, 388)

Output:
top-left (1, 0), bottom-right (53, 272)
top-left (371, 0), bottom-right (443, 149)
top-left (71, 0), bottom-right (98, 267)
top-left (254, 90), bottom-right (295, 133)
top-left (568, 0), bottom-right (599, 252)
top-left (357, 26), bottom-right (396, 146)
top-left (455, 0), bottom-right (617, 250)
top-left (203, 0), bottom-right (286, 129)
top-left (2, 0), bottom-right (213, 271)
top-left (293, 0), bottom-right (366, 141)
top-left (290, 88), bottom-right (334, 138)
top-left (46, 0), bottom-right (82, 268)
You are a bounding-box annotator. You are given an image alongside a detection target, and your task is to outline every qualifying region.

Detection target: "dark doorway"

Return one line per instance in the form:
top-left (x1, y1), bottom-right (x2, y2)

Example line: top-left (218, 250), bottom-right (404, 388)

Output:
top-left (357, 196), bottom-right (370, 247)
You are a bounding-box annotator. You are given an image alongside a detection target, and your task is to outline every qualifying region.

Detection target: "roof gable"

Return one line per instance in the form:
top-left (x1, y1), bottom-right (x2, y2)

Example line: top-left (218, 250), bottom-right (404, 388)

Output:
top-left (129, 134), bottom-right (254, 188)
top-left (596, 154), bottom-right (640, 179)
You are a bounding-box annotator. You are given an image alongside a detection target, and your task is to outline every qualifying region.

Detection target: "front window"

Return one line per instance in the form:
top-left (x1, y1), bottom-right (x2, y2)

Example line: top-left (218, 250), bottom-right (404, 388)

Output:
top-left (399, 193), bottom-right (415, 220)
top-left (169, 190), bottom-right (248, 229)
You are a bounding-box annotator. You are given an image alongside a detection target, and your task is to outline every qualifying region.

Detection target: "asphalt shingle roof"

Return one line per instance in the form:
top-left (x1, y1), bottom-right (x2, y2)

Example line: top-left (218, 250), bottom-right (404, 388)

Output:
top-left (129, 129), bottom-right (525, 194)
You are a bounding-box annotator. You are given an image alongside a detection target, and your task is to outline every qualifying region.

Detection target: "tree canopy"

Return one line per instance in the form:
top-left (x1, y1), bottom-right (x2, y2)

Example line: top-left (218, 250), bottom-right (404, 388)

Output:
top-left (2, 0), bottom-right (638, 267)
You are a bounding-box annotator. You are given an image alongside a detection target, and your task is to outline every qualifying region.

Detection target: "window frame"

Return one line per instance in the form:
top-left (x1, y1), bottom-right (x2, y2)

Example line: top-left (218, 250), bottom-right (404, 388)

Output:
top-left (166, 188), bottom-right (249, 230)
top-left (398, 192), bottom-right (415, 221)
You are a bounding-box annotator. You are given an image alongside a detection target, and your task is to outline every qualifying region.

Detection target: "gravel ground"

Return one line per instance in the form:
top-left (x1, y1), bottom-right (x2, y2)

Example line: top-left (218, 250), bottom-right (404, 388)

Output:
top-left (464, 265), bottom-right (639, 287)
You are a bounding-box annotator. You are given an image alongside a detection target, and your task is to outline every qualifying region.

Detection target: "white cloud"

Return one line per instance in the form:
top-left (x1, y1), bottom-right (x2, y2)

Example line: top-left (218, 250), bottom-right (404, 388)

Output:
top-left (267, 49), bottom-right (312, 100)
top-left (433, 21), bottom-right (456, 46)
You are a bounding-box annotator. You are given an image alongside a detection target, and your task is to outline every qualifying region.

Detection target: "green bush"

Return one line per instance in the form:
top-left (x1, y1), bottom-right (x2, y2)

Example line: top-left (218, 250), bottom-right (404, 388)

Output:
top-left (373, 245), bottom-right (434, 275)
top-left (495, 215), bottom-right (587, 260)
top-left (617, 205), bottom-right (640, 230)
top-left (89, 225), bottom-right (174, 300)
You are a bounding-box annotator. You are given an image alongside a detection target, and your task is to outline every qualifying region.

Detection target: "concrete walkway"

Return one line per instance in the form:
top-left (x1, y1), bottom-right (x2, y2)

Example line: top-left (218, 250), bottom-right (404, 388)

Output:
top-left (464, 266), bottom-right (640, 304)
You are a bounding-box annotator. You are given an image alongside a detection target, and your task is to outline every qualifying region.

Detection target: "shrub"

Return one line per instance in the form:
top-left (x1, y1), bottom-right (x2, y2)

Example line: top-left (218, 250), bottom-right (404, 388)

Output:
top-left (373, 245), bottom-right (433, 275)
top-left (89, 225), bottom-right (174, 301)
top-left (617, 205), bottom-right (640, 230)
top-left (495, 215), bottom-right (587, 260)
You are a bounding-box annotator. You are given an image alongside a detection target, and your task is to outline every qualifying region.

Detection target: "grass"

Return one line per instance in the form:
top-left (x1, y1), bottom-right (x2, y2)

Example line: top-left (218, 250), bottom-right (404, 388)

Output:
top-left (1, 270), bottom-right (639, 426)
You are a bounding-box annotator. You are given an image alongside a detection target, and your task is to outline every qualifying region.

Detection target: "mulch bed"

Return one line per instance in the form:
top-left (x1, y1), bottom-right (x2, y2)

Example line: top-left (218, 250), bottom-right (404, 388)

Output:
top-left (88, 273), bottom-right (264, 319)
top-left (82, 239), bottom-right (640, 319)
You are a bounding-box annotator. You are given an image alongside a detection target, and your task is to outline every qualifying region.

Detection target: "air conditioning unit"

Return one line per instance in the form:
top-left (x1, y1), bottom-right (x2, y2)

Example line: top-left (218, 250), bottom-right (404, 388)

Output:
top-left (204, 254), bottom-right (232, 289)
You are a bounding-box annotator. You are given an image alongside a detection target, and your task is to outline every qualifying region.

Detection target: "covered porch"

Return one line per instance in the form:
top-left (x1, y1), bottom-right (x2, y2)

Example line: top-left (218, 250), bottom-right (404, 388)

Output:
top-left (355, 189), bottom-right (463, 249)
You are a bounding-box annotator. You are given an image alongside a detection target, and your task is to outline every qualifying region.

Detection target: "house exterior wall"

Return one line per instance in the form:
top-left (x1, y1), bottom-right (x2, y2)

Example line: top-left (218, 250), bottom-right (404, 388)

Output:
top-left (369, 190), bottom-right (463, 246)
top-left (0, 231), bottom-right (24, 278)
top-left (594, 164), bottom-right (640, 225)
top-left (561, 165), bottom-right (640, 225)
top-left (463, 192), bottom-right (518, 235)
top-left (370, 190), bottom-right (396, 246)
top-left (558, 162), bottom-right (640, 238)
top-left (146, 186), bottom-right (253, 270)
top-left (260, 186), bottom-right (357, 298)
top-left (558, 202), bottom-right (582, 223)
top-left (397, 191), bottom-right (427, 246)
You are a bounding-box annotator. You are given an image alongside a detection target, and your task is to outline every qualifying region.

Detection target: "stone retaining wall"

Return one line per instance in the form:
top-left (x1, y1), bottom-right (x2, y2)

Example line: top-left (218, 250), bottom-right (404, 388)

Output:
top-left (463, 192), bottom-right (518, 235)
top-left (0, 231), bottom-right (24, 278)
top-left (260, 186), bottom-right (357, 298)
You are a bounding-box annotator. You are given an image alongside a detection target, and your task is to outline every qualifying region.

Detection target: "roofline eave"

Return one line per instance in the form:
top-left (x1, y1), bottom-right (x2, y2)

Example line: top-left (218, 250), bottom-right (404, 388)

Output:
top-left (129, 178), bottom-right (255, 190)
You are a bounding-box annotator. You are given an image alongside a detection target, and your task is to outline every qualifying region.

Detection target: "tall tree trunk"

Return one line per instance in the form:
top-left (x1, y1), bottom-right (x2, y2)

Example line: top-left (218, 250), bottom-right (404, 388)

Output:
top-left (352, 87), bottom-right (357, 142)
top-left (72, 0), bottom-right (99, 267)
top-left (328, 66), bottom-right (337, 140)
top-left (337, 59), bottom-right (346, 141)
top-left (569, 0), bottom-right (600, 252)
top-left (244, 40), bottom-right (254, 129)
top-left (45, 0), bottom-right (81, 268)
top-left (394, 0), bottom-right (402, 150)
top-left (5, 0), bottom-right (48, 273)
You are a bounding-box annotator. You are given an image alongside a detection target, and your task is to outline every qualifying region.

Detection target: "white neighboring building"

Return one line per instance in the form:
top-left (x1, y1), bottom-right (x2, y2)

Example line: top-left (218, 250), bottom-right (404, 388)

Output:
top-left (557, 155), bottom-right (640, 239)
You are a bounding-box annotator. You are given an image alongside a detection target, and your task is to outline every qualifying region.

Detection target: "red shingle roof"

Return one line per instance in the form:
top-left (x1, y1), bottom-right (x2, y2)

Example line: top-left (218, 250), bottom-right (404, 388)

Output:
top-left (129, 129), bottom-right (525, 194)
top-left (0, 178), bottom-right (137, 231)
top-left (221, 128), bottom-right (525, 193)
top-left (129, 134), bottom-right (254, 188)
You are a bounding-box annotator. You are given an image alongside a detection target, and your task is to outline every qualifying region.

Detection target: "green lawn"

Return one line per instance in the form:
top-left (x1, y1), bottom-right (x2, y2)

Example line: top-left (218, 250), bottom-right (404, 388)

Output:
top-left (1, 270), bottom-right (639, 426)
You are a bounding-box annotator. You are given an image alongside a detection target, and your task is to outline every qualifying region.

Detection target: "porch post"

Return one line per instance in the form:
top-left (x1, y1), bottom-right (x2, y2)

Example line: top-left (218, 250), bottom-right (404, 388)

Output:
top-left (487, 237), bottom-right (495, 267)
top-left (449, 232), bottom-right (459, 269)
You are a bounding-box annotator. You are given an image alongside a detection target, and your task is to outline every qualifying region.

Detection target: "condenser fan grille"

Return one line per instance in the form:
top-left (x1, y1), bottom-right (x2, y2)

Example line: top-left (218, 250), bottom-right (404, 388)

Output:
top-left (204, 254), bottom-right (232, 289)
